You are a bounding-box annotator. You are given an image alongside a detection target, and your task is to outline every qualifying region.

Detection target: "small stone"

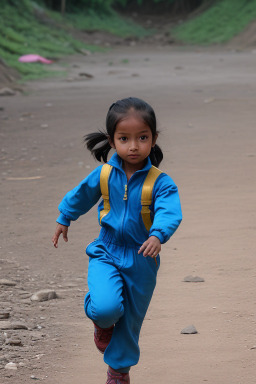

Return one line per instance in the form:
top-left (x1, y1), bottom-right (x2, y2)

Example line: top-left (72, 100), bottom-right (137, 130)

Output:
top-left (183, 275), bottom-right (205, 283)
top-left (204, 98), bottom-right (215, 104)
top-left (79, 72), bottom-right (94, 79)
top-left (0, 279), bottom-right (16, 286)
top-left (5, 337), bottom-right (23, 346)
top-left (0, 88), bottom-right (16, 96)
top-left (0, 310), bottom-right (10, 319)
top-left (31, 289), bottom-right (57, 302)
top-left (5, 362), bottom-right (18, 370)
top-left (77, 48), bottom-right (91, 56)
top-left (181, 325), bottom-right (198, 334)
top-left (0, 321), bottom-right (28, 330)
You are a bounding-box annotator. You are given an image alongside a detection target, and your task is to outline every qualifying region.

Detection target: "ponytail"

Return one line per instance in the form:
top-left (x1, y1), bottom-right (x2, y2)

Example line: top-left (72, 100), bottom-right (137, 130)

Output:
top-left (149, 144), bottom-right (163, 167)
top-left (84, 131), bottom-right (112, 163)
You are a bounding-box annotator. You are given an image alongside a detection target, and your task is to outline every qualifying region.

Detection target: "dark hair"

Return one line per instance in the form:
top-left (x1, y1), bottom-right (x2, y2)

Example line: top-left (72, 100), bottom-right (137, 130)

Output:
top-left (84, 97), bottom-right (163, 167)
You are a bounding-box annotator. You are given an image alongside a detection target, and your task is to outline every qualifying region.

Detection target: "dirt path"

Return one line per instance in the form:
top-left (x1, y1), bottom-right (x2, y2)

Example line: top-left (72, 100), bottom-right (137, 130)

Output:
top-left (1, 45), bottom-right (255, 384)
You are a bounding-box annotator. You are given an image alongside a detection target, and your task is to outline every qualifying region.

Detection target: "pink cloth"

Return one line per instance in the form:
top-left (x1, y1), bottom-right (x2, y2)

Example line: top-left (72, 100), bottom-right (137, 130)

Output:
top-left (18, 54), bottom-right (53, 64)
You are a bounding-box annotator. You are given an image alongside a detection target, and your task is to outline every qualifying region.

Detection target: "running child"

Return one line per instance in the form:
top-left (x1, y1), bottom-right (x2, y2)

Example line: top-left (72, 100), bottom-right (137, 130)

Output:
top-left (52, 97), bottom-right (182, 384)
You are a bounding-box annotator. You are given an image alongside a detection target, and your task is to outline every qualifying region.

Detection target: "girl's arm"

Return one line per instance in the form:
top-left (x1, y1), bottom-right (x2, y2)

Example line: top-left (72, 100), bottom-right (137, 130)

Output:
top-left (148, 173), bottom-right (182, 244)
top-left (56, 165), bottom-right (102, 226)
top-left (52, 166), bottom-right (102, 246)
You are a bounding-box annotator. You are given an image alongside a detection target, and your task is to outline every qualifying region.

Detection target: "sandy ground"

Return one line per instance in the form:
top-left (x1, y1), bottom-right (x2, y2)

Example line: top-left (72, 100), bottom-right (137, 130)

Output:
top-left (0, 44), bottom-right (256, 384)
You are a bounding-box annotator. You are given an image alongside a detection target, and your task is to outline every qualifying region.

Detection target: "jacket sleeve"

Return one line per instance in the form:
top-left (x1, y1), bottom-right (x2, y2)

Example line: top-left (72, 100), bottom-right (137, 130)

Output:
top-left (149, 173), bottom-right (182, 244)
top-left (56, 165), bottom-right (102, 226)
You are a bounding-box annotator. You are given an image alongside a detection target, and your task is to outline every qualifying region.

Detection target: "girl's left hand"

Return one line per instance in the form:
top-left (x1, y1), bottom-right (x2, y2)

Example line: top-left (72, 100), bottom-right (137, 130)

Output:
top-left (138, 236), bottom-right (161, 258)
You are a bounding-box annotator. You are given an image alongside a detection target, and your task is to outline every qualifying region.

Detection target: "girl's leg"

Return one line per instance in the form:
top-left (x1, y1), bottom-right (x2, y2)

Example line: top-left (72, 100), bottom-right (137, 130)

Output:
top-left (84, 256), bottom-right (124, 329)
top-left (104, 248), bottom-right (159, 371)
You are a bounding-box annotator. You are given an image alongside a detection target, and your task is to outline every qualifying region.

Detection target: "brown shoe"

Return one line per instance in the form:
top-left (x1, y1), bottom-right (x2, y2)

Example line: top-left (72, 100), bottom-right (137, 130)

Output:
top-left (94, 323), bottom-right (114, 354)
top-left (106, 366), bottom-right (130, 384)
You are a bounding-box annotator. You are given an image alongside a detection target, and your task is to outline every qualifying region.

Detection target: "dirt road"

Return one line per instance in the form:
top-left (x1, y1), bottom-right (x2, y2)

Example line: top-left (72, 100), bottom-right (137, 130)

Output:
top-left (1, 45), bottom-right (255, 383)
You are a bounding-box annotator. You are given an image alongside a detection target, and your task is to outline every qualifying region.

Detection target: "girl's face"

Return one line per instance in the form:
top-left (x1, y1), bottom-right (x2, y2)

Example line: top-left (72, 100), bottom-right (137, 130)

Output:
top-left (109, 114), bottom-right (157, 171)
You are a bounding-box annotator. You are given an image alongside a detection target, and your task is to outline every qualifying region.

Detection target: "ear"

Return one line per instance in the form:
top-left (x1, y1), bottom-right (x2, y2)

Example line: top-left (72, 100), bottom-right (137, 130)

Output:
top-left (108, 136), bottom-right (116, 149)
top-left (152, 133), bottom-right (158, 148)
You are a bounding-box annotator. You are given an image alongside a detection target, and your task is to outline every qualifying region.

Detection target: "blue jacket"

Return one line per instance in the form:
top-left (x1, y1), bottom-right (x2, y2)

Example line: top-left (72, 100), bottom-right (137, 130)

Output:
top-left (57, 153), bottom-right (182, 247)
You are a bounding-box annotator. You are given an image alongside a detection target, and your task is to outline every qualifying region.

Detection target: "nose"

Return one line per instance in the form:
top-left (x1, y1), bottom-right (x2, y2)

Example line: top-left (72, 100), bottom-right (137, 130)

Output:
top-left (129, 140), bottom-right (138, 151)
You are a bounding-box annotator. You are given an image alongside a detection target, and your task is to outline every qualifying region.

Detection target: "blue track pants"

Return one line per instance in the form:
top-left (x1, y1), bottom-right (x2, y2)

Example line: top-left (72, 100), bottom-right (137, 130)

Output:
top-left (84, 229), bottom-right (159, 371)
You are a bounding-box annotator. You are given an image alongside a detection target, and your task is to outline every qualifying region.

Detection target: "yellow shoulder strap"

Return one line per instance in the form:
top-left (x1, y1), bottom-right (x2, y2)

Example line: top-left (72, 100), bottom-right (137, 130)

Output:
top-left (141, 166), bottom-right (162, 231)
top-left (100, 164), bottom-right (113, 224)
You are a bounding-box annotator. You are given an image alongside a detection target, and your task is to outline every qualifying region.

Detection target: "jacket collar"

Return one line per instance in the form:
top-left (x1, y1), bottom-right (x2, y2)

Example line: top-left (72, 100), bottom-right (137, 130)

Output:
top-left (108, 152), bottom-right (152, 173)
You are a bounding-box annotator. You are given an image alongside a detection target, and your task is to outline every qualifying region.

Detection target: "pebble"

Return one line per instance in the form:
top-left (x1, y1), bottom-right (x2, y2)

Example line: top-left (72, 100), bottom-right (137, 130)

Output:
top-left (79, 72), bottom-right (94, 79)
top-left (183, 275), bottom-right (205, 283)
top-left (0, 279), bottom-right (17, 286)
top-left (5, 337), bottom-right (23, 346)
top-left (0, 310), bottom-right (10, 319)
top-left (0, 321), bottom-right (28, 330)
top-left (181, 325), bottom-right (198, 334)
top-left (31, 289), bottom-right (57, 302)
top-left (5, 362), bottom-right (18, 370)
top-left (0, 88), bottom-right (16, 96)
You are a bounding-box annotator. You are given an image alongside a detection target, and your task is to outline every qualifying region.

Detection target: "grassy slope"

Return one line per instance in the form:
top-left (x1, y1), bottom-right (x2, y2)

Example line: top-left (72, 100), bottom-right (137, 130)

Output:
top-left (0, 2), bottom-right (149, 81)
top-left (173, 0), bottom-right (256, 44)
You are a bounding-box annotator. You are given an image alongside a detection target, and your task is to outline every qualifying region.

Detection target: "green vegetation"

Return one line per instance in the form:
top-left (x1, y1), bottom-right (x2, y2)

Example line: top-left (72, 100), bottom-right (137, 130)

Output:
top-left (0, 1), bottom-right (150, 80)
top-left (67, 10), bottom-right (150, 38)
top-left (173, 0), bottom-right (256, 44)
top-left (1, 0), bottom-right (256, 81)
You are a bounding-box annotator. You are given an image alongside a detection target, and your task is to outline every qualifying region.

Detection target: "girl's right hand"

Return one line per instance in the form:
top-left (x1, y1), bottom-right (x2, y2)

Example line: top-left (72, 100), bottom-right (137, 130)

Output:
top-left (52, 224), bottom-right (68, 248)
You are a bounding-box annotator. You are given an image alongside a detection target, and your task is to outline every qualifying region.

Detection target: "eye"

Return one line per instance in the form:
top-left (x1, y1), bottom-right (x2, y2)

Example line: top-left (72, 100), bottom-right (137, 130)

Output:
top-left (140, 135), bottom-right (148, 141)
top-left (119, 136), bottom-right (127, 142)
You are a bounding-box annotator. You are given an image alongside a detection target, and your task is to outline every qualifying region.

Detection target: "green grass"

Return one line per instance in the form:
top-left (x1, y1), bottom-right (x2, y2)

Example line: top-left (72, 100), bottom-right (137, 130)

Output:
top-left (0, 3), bottom-right (98, 80)
top-left (173, 0), bottom-right (256, 44)
top-left (0, 2), bottom-right (150, 81)
top-left (67, 9), bottom-right (152, 38)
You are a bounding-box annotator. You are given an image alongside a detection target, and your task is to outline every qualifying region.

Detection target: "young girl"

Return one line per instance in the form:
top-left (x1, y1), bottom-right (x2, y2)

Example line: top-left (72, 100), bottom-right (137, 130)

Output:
top-left (52, 97), bottom-right (182, 384)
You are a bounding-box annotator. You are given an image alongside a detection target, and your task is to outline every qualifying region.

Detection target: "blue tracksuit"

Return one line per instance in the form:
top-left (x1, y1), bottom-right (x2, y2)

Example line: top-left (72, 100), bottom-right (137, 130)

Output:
top-left (57, 152), bottom-right (182, 371)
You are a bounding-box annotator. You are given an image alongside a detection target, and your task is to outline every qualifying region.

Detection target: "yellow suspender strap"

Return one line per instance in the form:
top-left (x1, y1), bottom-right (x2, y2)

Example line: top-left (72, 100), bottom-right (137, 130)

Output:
top-left (99, 164), bottom-right (113, 224)
top-left (100, 163), bottom-right (162, 231)
top-left (141, 166), bottom-right (162, 231)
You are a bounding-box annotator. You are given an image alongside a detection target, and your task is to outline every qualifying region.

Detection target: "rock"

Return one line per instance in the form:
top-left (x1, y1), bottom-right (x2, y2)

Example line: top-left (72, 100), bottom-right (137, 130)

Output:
top-left (31, 289), bottom-right (57, 302)
top-left (0, 333), bottom-right (5, 345)
top-left (5, 362), bottom-right (18, 370)
top-left (0, 279), bottom-right (16, 286)
top-left (0, 310), bottom-right (10, 319)
top-left (181, 325), bottom-right (198, 334)
top-left (0, 321), bottom-right (28, 330)
top-left (77, 48), bottom-right (91, 56)
top-left (183, 275), bottom-right (205, 283)
top-left (0, 88), bottom-right (16, 96)
top-left (79, 72), bottom-right (94, 79)
top-left (5, 337), bottom-right (23, 346)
